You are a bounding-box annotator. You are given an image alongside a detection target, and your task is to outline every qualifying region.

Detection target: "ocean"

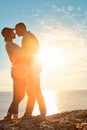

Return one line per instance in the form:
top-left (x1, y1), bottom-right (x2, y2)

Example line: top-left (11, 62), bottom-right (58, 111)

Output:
top-left (0, 90), bottom-right (87, 120)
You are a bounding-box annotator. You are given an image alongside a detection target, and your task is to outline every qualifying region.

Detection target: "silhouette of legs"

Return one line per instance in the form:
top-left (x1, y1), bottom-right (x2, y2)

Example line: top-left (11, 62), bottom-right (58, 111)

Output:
top-left (24, 73), bottom-right (46, 116)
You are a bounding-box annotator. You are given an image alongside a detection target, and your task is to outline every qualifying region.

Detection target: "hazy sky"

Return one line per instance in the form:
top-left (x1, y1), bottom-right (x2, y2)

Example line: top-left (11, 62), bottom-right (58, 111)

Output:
top-left (0, 0), bottom-right (87, 91)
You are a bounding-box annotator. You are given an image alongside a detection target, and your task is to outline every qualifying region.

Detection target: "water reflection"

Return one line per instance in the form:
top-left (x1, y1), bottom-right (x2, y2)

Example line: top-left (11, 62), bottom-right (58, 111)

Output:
top-left (43, 90), bottom-right (59, 115)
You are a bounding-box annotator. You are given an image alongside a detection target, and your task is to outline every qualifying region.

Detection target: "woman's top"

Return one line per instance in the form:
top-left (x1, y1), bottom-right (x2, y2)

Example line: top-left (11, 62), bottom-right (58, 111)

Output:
top-left (5, 41), bottom-right (42, 79)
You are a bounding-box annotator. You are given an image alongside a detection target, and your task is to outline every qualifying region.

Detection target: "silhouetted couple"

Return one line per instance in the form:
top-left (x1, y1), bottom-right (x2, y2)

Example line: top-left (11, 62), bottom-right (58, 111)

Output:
top-left (1, 22), bottom-right (46, 120)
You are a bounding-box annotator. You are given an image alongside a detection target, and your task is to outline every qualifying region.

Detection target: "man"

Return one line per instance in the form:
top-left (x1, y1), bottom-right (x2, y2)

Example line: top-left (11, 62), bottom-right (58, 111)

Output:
top-left (15, 22), bottom-right (46, 117)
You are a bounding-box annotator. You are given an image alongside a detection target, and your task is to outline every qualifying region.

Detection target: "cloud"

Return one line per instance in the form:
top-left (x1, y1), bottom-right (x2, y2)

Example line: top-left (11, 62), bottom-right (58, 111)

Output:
top-left (67, 6), bottom-right (73, 12)
top-left (77, 6), bottom-right (81, 11)
top-left (84, 11), bottom-right (87, 15)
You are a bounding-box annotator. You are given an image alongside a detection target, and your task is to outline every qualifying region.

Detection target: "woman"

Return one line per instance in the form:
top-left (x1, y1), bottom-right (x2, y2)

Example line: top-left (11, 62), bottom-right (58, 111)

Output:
top-left (1, 27), bottom-right (32, 120)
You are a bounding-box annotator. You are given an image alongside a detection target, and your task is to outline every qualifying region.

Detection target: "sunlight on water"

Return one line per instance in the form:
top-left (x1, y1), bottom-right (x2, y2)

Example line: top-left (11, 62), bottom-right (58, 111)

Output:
top-left (43, 90), bottom-right (59, 115)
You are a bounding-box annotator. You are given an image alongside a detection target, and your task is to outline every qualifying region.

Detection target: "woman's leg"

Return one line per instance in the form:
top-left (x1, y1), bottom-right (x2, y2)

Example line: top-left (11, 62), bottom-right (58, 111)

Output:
top-left (7, 77), bottom-right (26, 118)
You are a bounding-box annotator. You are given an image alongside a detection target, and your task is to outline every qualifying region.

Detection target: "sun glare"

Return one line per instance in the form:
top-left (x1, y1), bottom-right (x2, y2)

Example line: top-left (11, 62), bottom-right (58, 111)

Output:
top-left (43, 90), bottom-right (59, 115)
top-left (39, 44), bottom-right (69, 74)
top-left (40, 44), bottom-right (58, 74)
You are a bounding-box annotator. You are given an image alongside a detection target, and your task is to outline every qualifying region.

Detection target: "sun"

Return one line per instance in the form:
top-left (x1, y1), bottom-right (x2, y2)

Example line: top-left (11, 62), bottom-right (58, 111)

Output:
top-left (39, 44), bottom-right (57, 74)
top-left (40, 44), bottom-right (59, 73)
top-left (39, 44), bottom-right (68, 74)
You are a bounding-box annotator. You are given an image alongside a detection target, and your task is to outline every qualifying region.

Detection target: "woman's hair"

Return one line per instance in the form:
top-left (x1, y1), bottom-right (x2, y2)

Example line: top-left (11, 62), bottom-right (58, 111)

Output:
top-left (1, 27), bottom-right (14, 41)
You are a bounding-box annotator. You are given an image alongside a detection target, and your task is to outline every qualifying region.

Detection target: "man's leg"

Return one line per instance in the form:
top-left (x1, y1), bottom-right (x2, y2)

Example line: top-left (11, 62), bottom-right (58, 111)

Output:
top-left (31, 73), bottom-right (46, 116)
top-left (35, 77), bottom-right (46, 116)
top-left (24, 90), bottom-right (35, 116)
top-left (24, 76), bottom-right (35, 116)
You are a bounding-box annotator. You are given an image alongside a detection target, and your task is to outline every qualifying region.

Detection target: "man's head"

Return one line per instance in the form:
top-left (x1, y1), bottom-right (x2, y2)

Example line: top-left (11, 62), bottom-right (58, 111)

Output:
top-left (1, 27), bottom-right (15, 41)
top-left (15, 22), bottom-right (26, 36)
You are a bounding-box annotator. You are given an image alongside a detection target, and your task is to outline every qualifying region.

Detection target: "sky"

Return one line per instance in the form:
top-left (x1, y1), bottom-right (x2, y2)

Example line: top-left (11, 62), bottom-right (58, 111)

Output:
top-left (0, 0), bottom-right (87, 91)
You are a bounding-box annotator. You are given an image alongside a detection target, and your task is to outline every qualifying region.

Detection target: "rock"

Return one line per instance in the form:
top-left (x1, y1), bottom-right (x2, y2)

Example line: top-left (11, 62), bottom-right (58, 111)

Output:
top-left (0, 109), bottom-right (87, 130)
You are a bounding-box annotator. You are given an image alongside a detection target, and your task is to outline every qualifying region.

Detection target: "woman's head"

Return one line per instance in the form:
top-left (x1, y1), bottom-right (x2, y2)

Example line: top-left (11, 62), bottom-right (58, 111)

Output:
top-left (1, 27), bottom-right (15, 41)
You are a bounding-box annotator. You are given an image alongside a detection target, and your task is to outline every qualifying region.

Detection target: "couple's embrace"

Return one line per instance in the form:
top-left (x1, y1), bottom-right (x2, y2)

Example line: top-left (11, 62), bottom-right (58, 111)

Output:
top-left (1, 22), bottom-right (46, 120)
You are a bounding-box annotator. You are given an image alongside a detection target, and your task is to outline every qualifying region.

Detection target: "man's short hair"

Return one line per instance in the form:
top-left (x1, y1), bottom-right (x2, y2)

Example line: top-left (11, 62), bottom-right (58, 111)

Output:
top-left (15, 22), bottom-right (26, 30)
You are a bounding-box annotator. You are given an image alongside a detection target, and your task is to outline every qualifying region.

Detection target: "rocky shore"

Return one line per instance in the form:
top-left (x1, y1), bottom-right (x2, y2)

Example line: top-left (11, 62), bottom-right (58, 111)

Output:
top-left (0, 109), bottom-right (87, 130)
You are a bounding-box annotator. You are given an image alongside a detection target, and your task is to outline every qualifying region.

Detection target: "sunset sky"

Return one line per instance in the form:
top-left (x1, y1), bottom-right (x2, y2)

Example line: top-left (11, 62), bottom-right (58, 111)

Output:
top-left (0, 0), bottom-right (87, 91)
